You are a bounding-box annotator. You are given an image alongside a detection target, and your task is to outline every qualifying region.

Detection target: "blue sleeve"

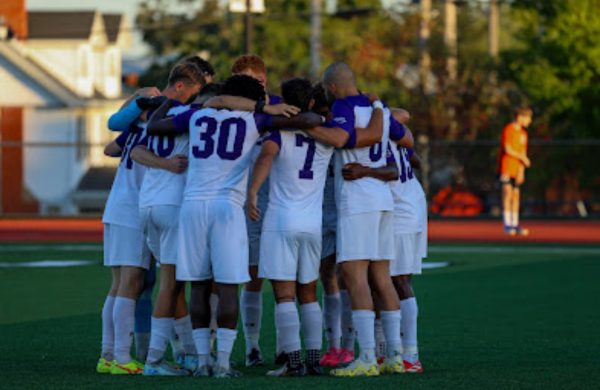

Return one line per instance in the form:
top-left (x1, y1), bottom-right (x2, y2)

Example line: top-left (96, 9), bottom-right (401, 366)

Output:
top-left (264, 130), bottom-right (281, 148)
top-left (108, 98), bottom-right (143, 132)
top-left (331, 101), bottom-right (356, 149)
top-left (171, 109), bottom-right (195, 134)
top-left (406, 148), bottom-right (414, 159)
top-left (115, 130), bottom-right (131, 148)
top-left (254, 113), bottom-right (274, 133)
top-left (268, 95), bottom-right (283, 105)
top-left (389, 114), bottom-right (407, 141)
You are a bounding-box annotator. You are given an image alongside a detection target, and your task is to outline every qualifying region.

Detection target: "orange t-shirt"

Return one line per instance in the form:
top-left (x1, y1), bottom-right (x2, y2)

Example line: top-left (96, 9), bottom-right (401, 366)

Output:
top-left (498, 123), bottom-right (528, 179)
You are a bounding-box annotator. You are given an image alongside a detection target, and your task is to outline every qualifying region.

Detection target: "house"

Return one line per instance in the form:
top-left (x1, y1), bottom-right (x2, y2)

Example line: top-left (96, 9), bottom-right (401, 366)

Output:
top-left (0, 0), bottom-right (132, 215)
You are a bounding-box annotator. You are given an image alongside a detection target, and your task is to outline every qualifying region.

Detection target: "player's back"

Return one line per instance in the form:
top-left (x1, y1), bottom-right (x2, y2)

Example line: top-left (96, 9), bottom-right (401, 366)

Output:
top-left (263, 130), bottom-right (334, 233)
top-left (389, 145), bottom-right (426, 233)
top-left (183, 108), bottom-right (265, 206)
top-left (331, 95), bottom-right (393, 215)
top-left (139, 103), bottom-right (193, 208)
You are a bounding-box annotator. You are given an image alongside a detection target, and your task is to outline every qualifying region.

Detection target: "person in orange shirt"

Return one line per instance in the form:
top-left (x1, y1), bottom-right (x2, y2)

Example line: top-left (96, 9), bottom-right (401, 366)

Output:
top-left (498, 107), bottom-right (532, 236)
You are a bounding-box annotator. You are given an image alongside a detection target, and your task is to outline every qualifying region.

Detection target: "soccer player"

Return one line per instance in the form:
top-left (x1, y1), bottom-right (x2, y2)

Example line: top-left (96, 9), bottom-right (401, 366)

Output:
top-left (146, 74), bottom-right (323, 378)
top-left (129, 62), bottom-right (205, 376)
top-left (97, 62), bottom-right (204, 375)
top-left (231, 54), bottom-right (282, 366)
top-left (306, 62), bottom-right (413, 377)
top-left (246, 78), bottom-right (344, 376)
top-left (498, 107), bottom-right (532, 236)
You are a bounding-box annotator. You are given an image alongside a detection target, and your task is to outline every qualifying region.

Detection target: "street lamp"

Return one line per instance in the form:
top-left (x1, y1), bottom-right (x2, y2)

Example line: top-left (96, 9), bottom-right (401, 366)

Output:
top-left (229, 0), bottom-right (265, 53)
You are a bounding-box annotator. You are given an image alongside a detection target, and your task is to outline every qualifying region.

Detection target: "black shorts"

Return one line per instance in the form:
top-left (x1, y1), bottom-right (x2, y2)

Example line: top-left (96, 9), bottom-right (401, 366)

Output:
top-left (499, 176), bottom-right (520, 188)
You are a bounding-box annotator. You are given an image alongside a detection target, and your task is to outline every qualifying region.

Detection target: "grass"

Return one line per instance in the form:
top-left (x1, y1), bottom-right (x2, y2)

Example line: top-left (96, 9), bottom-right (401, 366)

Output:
top-left (1, 243), bottom-right (599, 389)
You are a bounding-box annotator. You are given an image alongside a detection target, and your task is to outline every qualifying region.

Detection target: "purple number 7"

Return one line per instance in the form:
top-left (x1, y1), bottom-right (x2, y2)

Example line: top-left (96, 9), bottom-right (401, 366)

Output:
top-left (295, 133), bottom-right (316, 179)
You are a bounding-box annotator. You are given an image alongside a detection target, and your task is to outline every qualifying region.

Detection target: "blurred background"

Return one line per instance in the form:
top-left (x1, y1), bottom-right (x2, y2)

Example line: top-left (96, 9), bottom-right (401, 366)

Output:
top-left (0, 0), bottom-right (598, 219)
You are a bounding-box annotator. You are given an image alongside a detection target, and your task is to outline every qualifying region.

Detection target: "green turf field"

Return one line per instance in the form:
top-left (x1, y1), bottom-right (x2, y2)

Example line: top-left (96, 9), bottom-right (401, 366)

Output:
top-left (1, 243), bottom-right (599, 389)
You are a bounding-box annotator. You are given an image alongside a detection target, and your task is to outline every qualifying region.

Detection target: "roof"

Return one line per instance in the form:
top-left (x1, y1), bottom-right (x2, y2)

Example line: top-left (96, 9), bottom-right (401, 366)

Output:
top-left (28, 11), bottom-right (96, 40)
top-left (102, 14), bottom-right (122, 43)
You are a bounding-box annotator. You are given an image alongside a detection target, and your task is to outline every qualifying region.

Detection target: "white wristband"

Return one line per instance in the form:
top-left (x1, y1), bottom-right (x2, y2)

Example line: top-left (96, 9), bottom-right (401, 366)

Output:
top-left (372, 100), bottom-right (384, 110)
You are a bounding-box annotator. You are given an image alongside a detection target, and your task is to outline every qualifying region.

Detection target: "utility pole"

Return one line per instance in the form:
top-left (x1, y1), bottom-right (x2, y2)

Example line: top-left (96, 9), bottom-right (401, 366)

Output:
top-left (444, 0), bottom-right (457, 82)
top-left (310, 0), bottom-right (322, 81)
top-left (245, 0), bottom-right (252, 53)
top-left (489, 0), bottom-right (499, 57)
top-left (418, 0), bottom-right (431, 94)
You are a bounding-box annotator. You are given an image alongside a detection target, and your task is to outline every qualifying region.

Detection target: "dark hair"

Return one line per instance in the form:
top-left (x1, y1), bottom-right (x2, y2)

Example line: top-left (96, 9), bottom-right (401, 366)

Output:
top-left (183, 55), bottom-right (215, 77)
top-left (196, 82), bottom-right (223, 105)
top-left (310, 82), bottom-right (331, 114)
top-left (281, 78), bottom-right (313, 112)
top-left (167, 62), bottom-right (204, 87)
top-left (219, 75), bottom-right (265, 101)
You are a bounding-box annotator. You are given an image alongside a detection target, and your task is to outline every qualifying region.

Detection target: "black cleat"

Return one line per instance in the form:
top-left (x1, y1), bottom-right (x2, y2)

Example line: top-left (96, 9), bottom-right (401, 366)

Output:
top-left (274, 351), bottom-right (288, 365)
top-left (245, 348), bottom-right (265, 367)
top-left (266, 362), bottom-right (306, 377)
top-left (305, 362), bottom-right (323, 376)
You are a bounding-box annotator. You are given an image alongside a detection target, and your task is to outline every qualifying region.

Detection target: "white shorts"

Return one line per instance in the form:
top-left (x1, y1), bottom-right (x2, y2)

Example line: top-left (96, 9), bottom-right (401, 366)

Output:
top-left (259, 230), bottom-right (321, 284)
top-left (103, 223), bottom-right (151, 269)
top-left (176, 200), bottom-right (250, 284)
top-left (390, 231), bottom-right (427, 276)
top-left (140, 205), bottom-right (180, 265)
top-left (321, 230), bottom-right (336, 259)
top-left (336, 211), bottom-right (394, 262)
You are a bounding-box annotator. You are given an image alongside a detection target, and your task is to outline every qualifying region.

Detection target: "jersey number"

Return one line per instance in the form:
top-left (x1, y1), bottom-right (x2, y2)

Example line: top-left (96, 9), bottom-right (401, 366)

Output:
top-left (121, 131), bottom-right (143, 170)
top-left (192, 116), bottom-right (246, 160)
top-left (398, 147), bottom-right (414, 183)
top-left (295, 134), bottom-right (316, 180)
top-left (148, 135), bottom-right (175, 158)
top-left (369, 142), bottom-right (383, 162)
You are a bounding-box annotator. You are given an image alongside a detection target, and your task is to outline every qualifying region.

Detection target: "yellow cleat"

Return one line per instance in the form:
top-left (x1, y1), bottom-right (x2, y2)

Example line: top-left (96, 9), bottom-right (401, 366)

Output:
top-left (379, 356), bottom-right (405, 374)
top-left (330, 359), bottom-right (380, 377)
top-left (96, 357), bottom-right (112, 374)
top-left (110, 359), bottom-right (144, 375)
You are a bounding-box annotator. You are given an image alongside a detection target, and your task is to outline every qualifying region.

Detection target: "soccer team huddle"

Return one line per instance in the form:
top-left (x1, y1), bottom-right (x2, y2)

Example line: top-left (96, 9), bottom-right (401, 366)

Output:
top-left (97, 53), bottom-right (428, 378)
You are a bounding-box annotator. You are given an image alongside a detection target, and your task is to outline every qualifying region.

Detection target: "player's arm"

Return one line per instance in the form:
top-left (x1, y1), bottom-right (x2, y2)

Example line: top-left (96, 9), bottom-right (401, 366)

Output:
top-left (118, 87), bottom-right (161, 110)
top-left (103, 130), bottom-right (131, 157)
top-left (389, 111), bottom-right (414, 149)
top-left (408, 149), bottom-right (422, 170)
top-left (342, 160), bottom-right (399, 182)
top-left (203, 96), bottom-right (300, 118)
top-left (503, 143), bottom-right (530, 167)
top-left (391, 108), bottom-right (410, 124)
top-left (146, 99), bottom-right (191, 136)
top-left (305, 101), bottom-right (384, 148)
top-left (131, 145), bottom-right (188, 174)
top-left (247, 136), bottom-right (280, 222)
top-left (109, 88), bottom-right (161, 131)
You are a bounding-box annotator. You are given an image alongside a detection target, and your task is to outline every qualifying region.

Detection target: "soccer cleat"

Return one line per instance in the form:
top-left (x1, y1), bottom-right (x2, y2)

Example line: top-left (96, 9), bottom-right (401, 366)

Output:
top-left (110, 359), bottom-right (144, 375)
top-left (330, 358), bottom-right (380, 377)
top-left (143, 359), bottom-right (189, 376)
top-left (377, 356), bottom-right (385, 365)
top-left (337, 348), bottom-right (355, 366)
top-left (96, 357), bottom-right (112, 374)
top-left (177, 354), bottom-right (199, 372)
top-left (305, 362), bottom-right (323, 376)
top-left (319, 348), bottom-right (341, 367)
top-left (274, 351), bottom-right (288, 365)
top-left (193, 365), bottom-right (212, 377)
top-left (403, 360), bottom-right (424, 373)
top-left (504, 225), bottom-right (516, 235)
top-left (266, 362), bottom-right (306, 377)
top-left (514, 226), bottom-right (529, 236)
top-left (213, 366), bottom-right (242, 378)
top-left (379, 355), bottom-right (405, 375)
top-left (245, 348), bottom-right (265, 367)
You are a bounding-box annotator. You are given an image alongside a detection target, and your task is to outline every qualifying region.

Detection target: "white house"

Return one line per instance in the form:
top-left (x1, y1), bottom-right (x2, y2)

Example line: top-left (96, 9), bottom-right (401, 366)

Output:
top-left (0, 1), bottom-right (132, 215)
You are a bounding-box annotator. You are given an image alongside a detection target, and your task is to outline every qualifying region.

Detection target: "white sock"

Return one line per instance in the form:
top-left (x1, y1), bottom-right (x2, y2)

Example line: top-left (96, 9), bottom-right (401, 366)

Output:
top-left (169, 327), bottom-right (184, 360)
top-left (400, 298), bottom-right (419, 361)
top-left (113, 297), bottom-right (136, 364)
top-left (352, 310), bottom-right (376, 363)
top-left (192, 328), bottom-right (211, 367)
top-left (275, 302), bottom-right (301, 353)
top-left (503, 210), bottom-right (511, 227)
top-left (241, 290), bottom-right (262, 354)
top-left (374, 318), bottom-right (386, 358)
top-left (173, 315), bottom-right (197, 355)
top-left (300, 302), bottom-right (323, 351)
top-left (381, 310), bottom-right (402, 358)
top-left (147, 317), bottom-right (173, 363)
top-left (512, 211), bottom-right (519, 227)
top-left (323, 293), bottom-right (341, 350)
top-left (340, 290), bottom-right (355, 351)
top-left (101, 296), bottom-right (115, 360)
top-left (216, 328), bottom-right (237, 370)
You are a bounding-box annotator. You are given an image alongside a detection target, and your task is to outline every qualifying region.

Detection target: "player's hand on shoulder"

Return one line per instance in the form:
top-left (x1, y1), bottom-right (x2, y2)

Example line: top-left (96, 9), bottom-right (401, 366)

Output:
top-left (264, 103), bottom-right (301, 118)
top-left (342, 162), bottom-right (368, 180)
top-left (136, 87), bottom-right (161, 98)
top-left (523, 156), bottom-right (531, 168)
top-left (246, 193), bottom-right (261, 222)
top-left (363, 92), bottom-right (380, 103)
top-left (165, 154), bottom-right (188, 174)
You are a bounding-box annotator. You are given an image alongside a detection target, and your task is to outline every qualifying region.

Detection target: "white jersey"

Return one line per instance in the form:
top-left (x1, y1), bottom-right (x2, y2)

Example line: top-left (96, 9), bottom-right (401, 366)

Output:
top-left (102, 122), bottom-right (148, 229)
top-left (262, 130), bottom-right (334, 233)
top-left (138, 103), bottom-right (193, 208)
top-left (331, 95), bottom-right (394, 215)
top-left (388, 145), bottom-right (427, 234)
top-left (171, 107), bottom-right (272, 206)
